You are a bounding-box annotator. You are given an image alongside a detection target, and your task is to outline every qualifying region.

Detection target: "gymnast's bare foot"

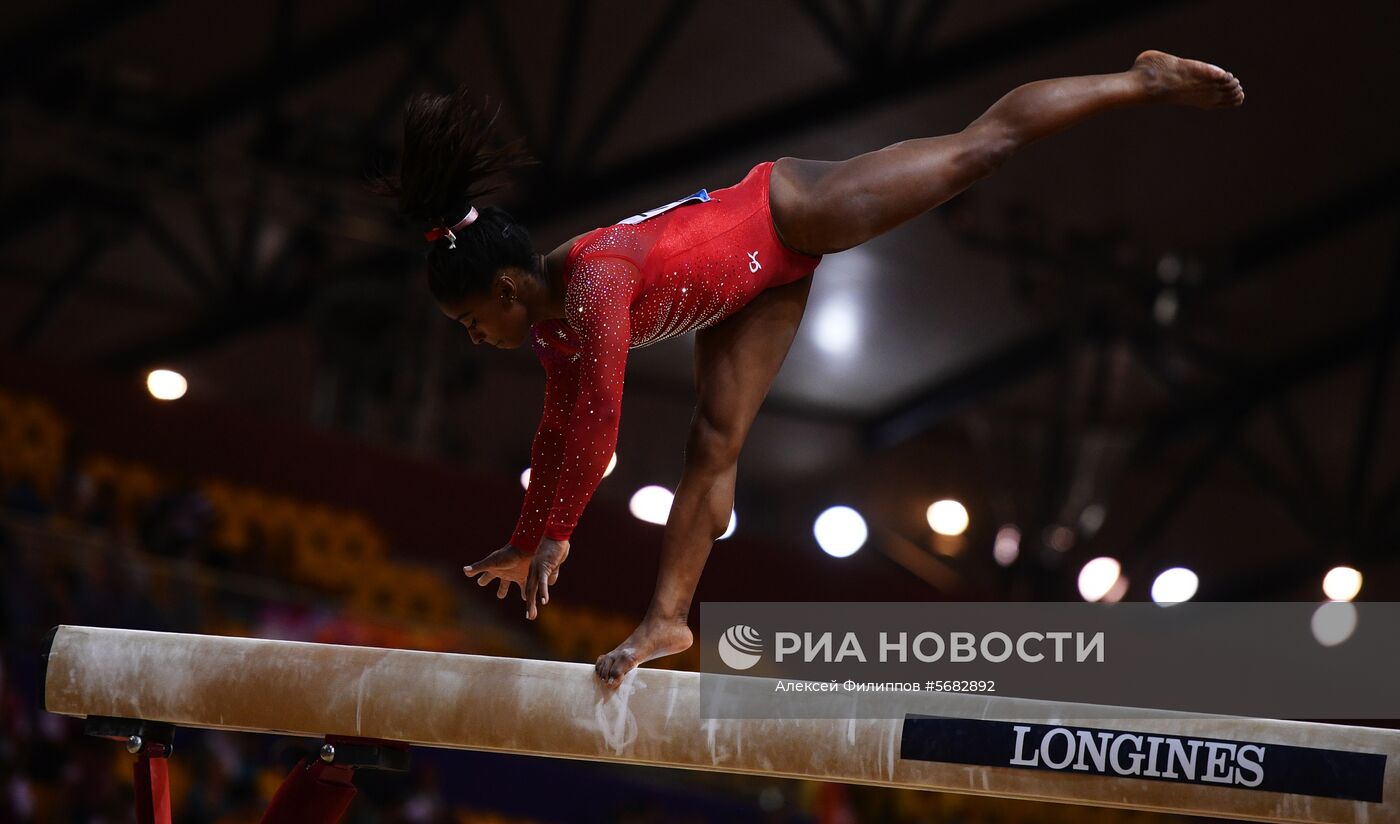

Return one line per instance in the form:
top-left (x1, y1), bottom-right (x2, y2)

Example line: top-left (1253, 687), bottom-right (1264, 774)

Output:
top-left (595, 615), bottom-right (693, 689)
top-left (1132, 50), bottom-right (1245, 108)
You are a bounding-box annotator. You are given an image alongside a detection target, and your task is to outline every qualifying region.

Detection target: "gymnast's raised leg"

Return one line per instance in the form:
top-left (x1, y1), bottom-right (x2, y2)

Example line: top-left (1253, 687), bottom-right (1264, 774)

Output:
top-left (594, 50), bottom-right (1242, 687)
top-left (770, 50), bottom-right (1242, 256)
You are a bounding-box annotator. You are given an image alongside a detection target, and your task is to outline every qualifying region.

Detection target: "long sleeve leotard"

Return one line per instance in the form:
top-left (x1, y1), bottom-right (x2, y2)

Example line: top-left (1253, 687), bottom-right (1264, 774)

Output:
top-left (508, 161), bottom-right (822, 553)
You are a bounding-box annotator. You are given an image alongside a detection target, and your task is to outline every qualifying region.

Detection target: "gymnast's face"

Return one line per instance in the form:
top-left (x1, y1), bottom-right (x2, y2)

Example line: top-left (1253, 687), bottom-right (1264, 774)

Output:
top-left (438, 269), bottom-right (531, 350)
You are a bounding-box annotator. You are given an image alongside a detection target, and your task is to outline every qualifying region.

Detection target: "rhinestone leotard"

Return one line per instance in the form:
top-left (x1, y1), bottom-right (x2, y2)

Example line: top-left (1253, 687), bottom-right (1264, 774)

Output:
top-left (508, 161), bottom-right (823, 553)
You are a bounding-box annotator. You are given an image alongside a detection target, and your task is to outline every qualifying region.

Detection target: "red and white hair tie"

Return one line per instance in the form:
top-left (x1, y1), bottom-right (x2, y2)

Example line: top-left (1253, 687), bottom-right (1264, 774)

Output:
top-left (424, 206), bottom-right (479, 249)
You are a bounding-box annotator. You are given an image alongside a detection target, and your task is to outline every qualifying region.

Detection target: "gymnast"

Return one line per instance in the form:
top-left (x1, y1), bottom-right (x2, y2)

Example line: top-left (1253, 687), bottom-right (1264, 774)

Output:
top-left (377, 51), bottom-right (1243, 687)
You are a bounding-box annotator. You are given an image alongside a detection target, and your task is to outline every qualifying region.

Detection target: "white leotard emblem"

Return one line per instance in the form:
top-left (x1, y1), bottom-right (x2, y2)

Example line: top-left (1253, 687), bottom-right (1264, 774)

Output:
top-left (616, 190), bottom-right (711, 225)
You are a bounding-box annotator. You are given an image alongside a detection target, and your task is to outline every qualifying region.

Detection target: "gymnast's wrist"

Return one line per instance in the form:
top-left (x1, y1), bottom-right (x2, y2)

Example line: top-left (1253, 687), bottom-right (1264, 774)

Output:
top-left (507, 533), bottom-right (539, 555)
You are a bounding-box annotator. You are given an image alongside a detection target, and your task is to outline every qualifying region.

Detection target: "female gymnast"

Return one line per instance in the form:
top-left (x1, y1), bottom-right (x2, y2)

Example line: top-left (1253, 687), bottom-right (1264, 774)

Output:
top-left (379, 51), bottom-right (1243, 687)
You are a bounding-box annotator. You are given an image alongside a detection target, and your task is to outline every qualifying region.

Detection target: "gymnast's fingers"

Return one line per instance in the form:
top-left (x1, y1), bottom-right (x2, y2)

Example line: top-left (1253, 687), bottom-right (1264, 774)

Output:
top-left (525, 566), bottom-right (540, 620)
top-left (465, 546), bottom-right (515, 576)
top-left (463, 558), bottom-right (495, 576)
top-left (496, 579), bottom-right (510, 599)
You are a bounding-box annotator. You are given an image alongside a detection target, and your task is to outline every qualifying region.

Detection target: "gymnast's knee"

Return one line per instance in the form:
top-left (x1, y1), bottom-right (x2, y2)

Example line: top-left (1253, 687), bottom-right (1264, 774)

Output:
top-left (683, 416), bottom-right (743, 475)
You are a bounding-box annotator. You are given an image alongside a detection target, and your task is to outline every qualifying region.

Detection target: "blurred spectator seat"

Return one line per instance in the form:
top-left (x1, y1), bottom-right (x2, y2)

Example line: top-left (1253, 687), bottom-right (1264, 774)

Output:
top-left (0, 390), bottom-right (67, 498)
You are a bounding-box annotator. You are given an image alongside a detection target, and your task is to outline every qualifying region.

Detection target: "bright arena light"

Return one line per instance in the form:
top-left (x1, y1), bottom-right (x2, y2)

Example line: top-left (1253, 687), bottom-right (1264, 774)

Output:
top-left (629, 485), bottom-right (674, 526)
top-left (993, 525), bottom-right (1021, 567)
top-left (1151, 567), bottom-right (1199, 605)
top-left (814, 506), bottom-right (867, 558)
top-left (812, 300), bottom-right (859, 356)
top-left (1322, 566), bottom-right (1362, 602)
top-left (719, 510), bottom-right (737, 541)
top-left (926, 499), bottom-right (969, 536)
top-left (1311, 601), bottom-right (1358, 647)
top-left (146, 369), bottom-right (188, 401)
top-left (1101, 574), bottom-right (1130, 604)
top-left (1077, 557), bottom-right (1122, 602)
top-left (520, 468), bottom-right (531, 489)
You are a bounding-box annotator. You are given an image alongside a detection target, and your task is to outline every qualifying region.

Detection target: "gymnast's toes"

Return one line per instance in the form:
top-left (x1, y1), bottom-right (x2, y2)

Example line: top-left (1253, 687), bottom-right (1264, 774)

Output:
top-left (595, 649), bottom-right (639, 689)
top-left (1133, 49), bottom-right (1245, 108)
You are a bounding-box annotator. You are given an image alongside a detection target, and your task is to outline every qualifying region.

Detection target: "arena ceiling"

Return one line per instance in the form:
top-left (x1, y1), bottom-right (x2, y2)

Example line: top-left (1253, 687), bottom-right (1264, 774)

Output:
top-left (1, 0), bottom-right (1397, 601)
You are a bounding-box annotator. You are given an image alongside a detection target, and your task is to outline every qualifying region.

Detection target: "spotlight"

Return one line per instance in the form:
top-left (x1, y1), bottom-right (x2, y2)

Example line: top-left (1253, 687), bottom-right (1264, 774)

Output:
top-left (1151, 567), bottom-right (1199, 605)
top-left (815, 506), bottom-right (867, 558)
top-left (812, 300), bottom-right (860, 356)
top-left (993, 525), bottom-right (1021, 566)
top-left (1322, 566), bottom-right (1362, 602)
top-left (1101, 575), bottom-right (1130, 603)
top-left (146, 369), bottom-right (187, 401)
top-left (629, 485), bottom-right (674, 526)
top-left (926, 499), bottom-right (969, 536)
top-left (1078, 557), bottom-right (1121, 602)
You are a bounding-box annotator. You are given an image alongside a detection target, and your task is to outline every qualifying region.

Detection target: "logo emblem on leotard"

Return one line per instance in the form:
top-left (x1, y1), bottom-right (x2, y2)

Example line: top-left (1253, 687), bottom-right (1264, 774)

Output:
top-left (616, 189), bottom-right (711, 225)
top-left (748, 250), bottom-right (762, 273)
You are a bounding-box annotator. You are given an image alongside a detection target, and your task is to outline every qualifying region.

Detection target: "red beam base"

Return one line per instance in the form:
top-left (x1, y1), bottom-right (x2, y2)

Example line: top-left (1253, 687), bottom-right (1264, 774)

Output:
top-left (133, 743), bottom-right (172, 824)
top-left (261, 758), bottom-right (358, 824)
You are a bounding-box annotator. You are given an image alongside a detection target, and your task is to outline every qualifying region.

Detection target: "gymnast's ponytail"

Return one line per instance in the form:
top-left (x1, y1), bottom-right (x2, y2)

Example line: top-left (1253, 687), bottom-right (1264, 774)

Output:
top-left (372, 86), bottom-right (540, 303)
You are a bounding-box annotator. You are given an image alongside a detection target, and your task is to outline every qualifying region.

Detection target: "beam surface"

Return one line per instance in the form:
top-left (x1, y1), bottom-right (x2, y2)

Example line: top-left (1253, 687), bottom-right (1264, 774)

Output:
top-left (43, 626), bottom-right (1399, 823)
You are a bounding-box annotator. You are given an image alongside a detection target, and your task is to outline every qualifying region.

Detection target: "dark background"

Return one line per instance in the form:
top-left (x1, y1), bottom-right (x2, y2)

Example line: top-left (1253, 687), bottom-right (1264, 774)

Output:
top-left (1, 1), bottom-right (1396, 822)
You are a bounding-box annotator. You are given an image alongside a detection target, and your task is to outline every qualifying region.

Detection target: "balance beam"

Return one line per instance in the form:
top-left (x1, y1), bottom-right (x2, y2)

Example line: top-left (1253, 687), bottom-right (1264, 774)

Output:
top-left (43, 625), bottom-right (1397, 823)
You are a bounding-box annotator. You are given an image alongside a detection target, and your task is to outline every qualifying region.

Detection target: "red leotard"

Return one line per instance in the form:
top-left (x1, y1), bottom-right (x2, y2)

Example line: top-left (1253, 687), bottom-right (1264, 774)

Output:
top-left (508, 161), bottom-right (822, 553)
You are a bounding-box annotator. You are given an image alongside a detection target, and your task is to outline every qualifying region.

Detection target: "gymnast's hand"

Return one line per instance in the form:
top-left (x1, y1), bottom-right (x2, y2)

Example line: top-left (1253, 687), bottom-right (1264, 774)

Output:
top-left (463, 539), bottom-right (570, 620)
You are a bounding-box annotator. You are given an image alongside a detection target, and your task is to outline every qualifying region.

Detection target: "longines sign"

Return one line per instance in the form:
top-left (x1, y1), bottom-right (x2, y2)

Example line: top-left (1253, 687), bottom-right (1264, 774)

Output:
top-left (900, 716), bottom-right (1386, 802)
